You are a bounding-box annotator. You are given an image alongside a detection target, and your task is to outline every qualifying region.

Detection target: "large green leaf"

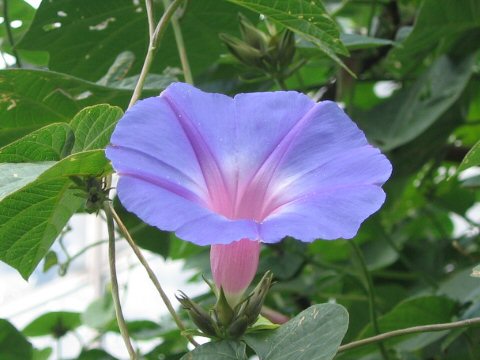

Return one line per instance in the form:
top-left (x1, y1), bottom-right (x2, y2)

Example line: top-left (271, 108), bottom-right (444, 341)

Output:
top-left (22, 311), bottom-right (81, 338)
top-left (17, 0), bottom-right (251, 81)
top-left (0, 150), bottom-right (111, 279)
top-left (0, 123), bottom-right (74, 163)
top-left (357, 54), bottom-right (474, 151)
top-left (244, 304), bottom-right (348, 360)
top-left (0, 69), bottom-right (136, 147)
top-left (0, 319), bottom-right (32, 360)
top-left (226, 0), bottom-right (349, 70)
top-left (390, 0), bottom-right (480, 74)
top-left (70, 104), bottom-right (123, 152)
top-left (181, 341), bottom-right (247, 360)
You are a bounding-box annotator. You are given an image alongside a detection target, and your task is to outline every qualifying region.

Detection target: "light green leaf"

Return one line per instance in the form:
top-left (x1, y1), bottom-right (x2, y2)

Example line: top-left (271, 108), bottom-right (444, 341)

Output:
top-left (181, 340), bottom-right (247, 360)
top-left (0, 319), bottom-right (33, 360)
top-left (226, 0), bottom-right (350, 72)
top-left (82, 295), bottom-right (115, 330)
top-left (0, 162), bottom-right (56, 200)
top-left (358, 54), bottom-right (474, 151)
top-left (70, 105), bottom-right (123, 152)
top-left (0, 150), bottom-right (112, 279)
top-left (471, 265), bottom-right (480, 278)
top-left (458, 139), bottom-right (480, 172)
top-left (244, 303), bottom-right (348, 360)
top-left (0, 123), bottom-right (74, 163)
top-left (22, 312), bottom-right (81, 338)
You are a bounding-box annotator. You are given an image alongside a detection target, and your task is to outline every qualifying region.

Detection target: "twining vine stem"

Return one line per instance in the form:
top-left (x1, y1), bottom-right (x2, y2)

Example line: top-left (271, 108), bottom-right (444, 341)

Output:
top-left (350, 241), bottom-right (390, 360)
top-left (129, 0), bottom-right (186, 108)
top-left (104, 203), bottom-right (137, 359)
top-left (338, 316), bottom-right (480, 352)
top-left (109, 203), bottom-right (200, 347)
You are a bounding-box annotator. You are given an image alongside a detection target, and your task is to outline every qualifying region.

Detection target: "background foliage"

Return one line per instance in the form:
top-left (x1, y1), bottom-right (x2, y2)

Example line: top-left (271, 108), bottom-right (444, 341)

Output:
top-left (0, 0), bottom-right (479, 359)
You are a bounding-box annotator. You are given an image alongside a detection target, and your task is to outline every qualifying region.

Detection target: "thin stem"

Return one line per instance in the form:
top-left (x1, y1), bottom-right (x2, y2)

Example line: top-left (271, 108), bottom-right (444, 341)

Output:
top-left (109, 203), bottom-right (199, 347)
top-left (2, 0), bottom-right (22, 67)
top-left (104, 204), bottom-right (137, 359)
top-left (367, 0), bottom-right (378, 36)
top-left (145, 0), bottom-right (155, 37)
top-left (350, 241), bottom-right (390, 360)
top-left (338, 317), bottom-right (480, 353)
top-left (129, 0), bottom-right (185, 108)
top-left (163, 0), bottom-right (193, 84)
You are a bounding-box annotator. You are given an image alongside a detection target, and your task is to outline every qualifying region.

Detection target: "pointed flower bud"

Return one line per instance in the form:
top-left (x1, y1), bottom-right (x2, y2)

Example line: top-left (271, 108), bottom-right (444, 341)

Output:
top-left (210, 239), bottom-right (261, 308)
top-left (176, 291), bottom-right (218, 337)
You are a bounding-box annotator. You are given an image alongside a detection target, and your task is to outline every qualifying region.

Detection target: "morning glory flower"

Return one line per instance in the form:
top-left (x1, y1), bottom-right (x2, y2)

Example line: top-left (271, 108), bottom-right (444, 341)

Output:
top-left (106, 82), bottom-right (392, 305)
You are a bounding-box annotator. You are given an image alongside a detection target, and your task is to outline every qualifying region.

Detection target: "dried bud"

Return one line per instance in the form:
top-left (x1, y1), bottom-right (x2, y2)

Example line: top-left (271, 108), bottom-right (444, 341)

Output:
top-left (242, 271), bottom-right (274, 326)
top-left (176, 291), bottom-right (217, 337)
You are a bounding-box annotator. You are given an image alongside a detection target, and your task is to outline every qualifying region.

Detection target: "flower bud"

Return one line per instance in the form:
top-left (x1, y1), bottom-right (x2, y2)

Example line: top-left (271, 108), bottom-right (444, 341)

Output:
top-left (210, 239), bottom-right (261, 308)
top-left (176, 291), bottom-right (218, 337)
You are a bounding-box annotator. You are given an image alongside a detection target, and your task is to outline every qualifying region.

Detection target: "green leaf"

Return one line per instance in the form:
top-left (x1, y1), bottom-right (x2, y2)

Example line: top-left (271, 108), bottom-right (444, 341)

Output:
top-left (32, 347), bottom-right (52, 360)
top-left (22, 311), bottom-right (81, 338)
top-left (76, 349), bottom-right (118, 360)
top-left (70, 104), bottom-right (123, 152)
top-left (458, 139), bottom-right (480, 172)
top-left (226, 0), bottom-right (350, 72)
top-left (82, 295), bottom-right (115, 330)
top-left (357, 54), bottom-right (474, 151)
top-left (390, 0), bottom-right (480, 74)
top-left (114, 197), bottom-right (171, 258)
top-left (106, 320), bottom-right (164, 340)
top-left (17, 0), bottom-right (252, 81)
top-left (357, 296), bottom-right (456, 353)
top-left (0, 150), bottom-right (111, 279)
top-left (181, 340), bottom-right (247, 360)
top-left (340, 34), bottom-right (394, 51)
top-left (0, 319), bottom-right (33, 360)
top-left (0, 123), bottom-right (74, 163)
top-left (0, 162), bottom-right (56, 200)
top-left (0, 69), bottom-right (140, 147)
top-left (42, 251), bottom-right (58, 272)
top-left (244, 303), bottom-right (348, 360)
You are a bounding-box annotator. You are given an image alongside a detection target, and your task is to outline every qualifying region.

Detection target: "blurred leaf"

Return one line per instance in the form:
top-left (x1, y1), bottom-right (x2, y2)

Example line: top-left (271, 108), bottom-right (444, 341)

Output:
top-left (82, 294), bottom-right (115, 330)
top-left (439, 268), bottom-right (480, 303)
top-left (181, 340), bottom-right (246, 360)
top-left (244, 304), bottom-right (348, 360)
top-left (358, 55), bottom-right (474, 151)
top-left (114, 197), bottom-right (171, 258)
top-left (32, 347), bottom-right (52, 360)
top-left (76, 349), bottom-right (118, 360)
top-left (226, 0), bottom-right (350, 72)
top-left (340, 34), bottom-right (394, 51)
top-left (390, 0), bottom-right (480, 74)
top-left (106, 319), bottom-right (163, 340)
top-left (0, 319), bottom-right (32, 360)
top-left (457, 139), bottom-right (480, 172)
top-left (42, 251), bottom-right (58, 272)
top-left (0, 123), bottom-right (74, 163)
top-left (22, 312), bottom-right (81, 338)
top-left (471, 265), bottom-right (480, 278)
top-left (70, 104), bottom-right (123, 152)
top-left (17, 0), bottom-right (253, 81)
top-left (0, 69), bottom-right (137, 147)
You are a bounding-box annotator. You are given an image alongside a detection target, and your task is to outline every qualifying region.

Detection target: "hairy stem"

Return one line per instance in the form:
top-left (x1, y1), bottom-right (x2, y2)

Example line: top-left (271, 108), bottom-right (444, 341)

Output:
top-left (338, 317), bottom-right (480, 352)
top-left (129, 0), bottom-right (185, 108)
top-left (108, 203), bottom-right (199, 347)
top-left (104, 203), bottom-right (136, 359)
top-left (350, 241), bottom-right (390, 360)
top-left (2, 0), bottom-right (22, 67)
top-left (163, 0), bottom-right (193, 84)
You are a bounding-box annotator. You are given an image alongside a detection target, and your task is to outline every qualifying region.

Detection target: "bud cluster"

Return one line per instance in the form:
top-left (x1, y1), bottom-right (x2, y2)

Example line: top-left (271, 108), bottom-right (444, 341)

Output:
top-left (220, 15), bottom-right (296, 81)
top-left (176, 271), bottom-right (273, 339)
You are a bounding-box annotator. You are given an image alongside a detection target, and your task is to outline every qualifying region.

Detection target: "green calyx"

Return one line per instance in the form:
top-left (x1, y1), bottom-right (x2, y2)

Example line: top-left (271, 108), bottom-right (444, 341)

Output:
top-left (176, 271), bottom-right (274, 340)
top-left (70, 176), bottom-right (110, 214)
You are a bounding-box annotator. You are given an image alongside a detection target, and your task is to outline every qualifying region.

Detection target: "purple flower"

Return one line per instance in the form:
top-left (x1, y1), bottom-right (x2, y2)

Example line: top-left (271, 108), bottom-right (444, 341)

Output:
top-left (106, 83), bottom-right (392, 303)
